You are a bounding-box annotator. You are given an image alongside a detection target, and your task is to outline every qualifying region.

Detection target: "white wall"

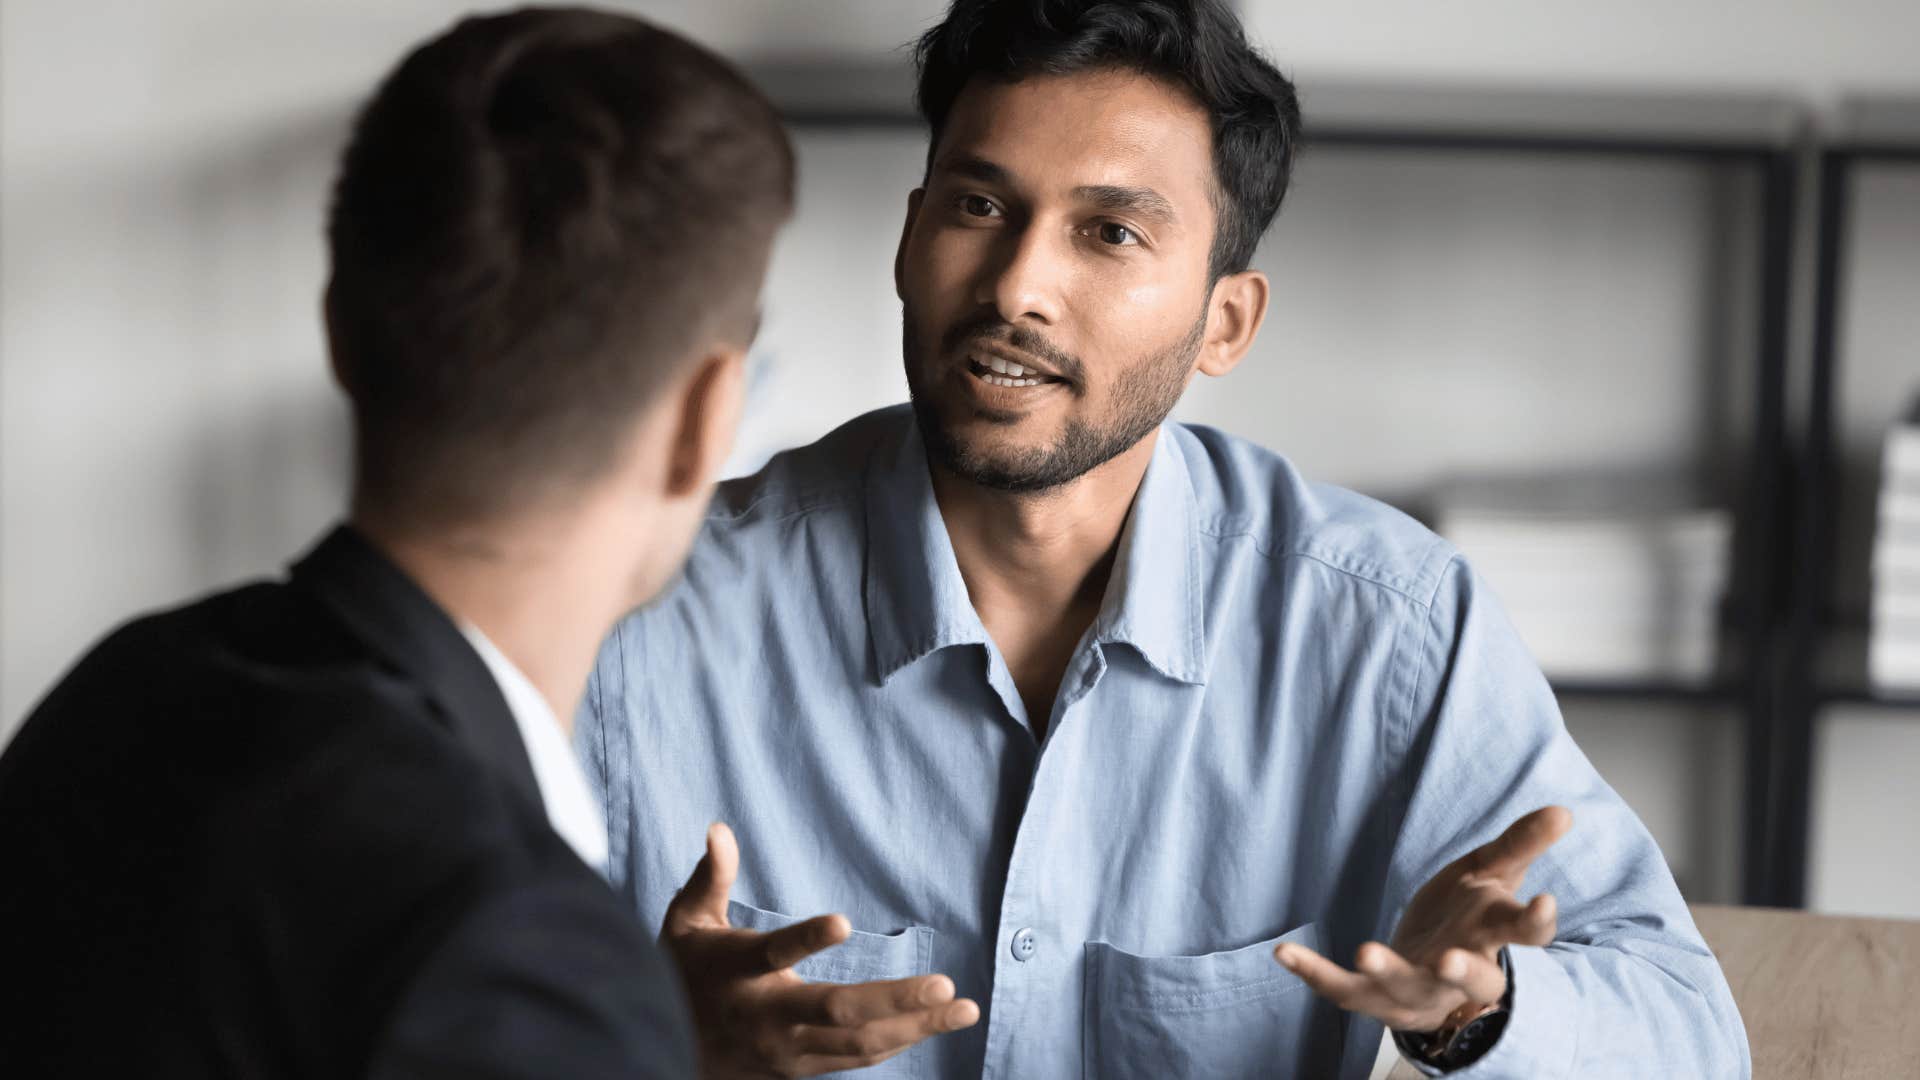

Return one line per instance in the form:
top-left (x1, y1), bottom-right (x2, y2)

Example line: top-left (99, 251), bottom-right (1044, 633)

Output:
top-left (1247, 0), bottom-right (1920, 104)
top-left (5, 1), bottom-right (1920, 913)
top-left (1811, 706), bottom-right (1920, 917)
top-left (0, 0), bottom-right (970, 733)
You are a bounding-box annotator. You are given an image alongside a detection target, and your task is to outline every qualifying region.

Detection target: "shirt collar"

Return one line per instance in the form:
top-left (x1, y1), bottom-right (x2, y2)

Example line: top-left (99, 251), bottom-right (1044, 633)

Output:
top-left (1091, 427), bottom-right (1207, 684)
top-left (458, 623), bottom-right (610, 873)
top-left (863, 419), bottom-right (1206, 687)
top-left (864, 423), bottom-right (991, 684)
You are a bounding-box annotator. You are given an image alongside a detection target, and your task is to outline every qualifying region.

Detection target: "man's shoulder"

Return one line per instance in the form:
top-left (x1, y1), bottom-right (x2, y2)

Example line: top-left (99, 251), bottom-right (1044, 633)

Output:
top-left (1170, 422), bottom-right (1460, 608)
top-left (673, 405), bottom-right (911, 591)
top-left (0, 579), bottom-right (608, 1060)
top-left (66, 587), bottom-right (595, 927)
top-left (708, 404), bottom-right (911, 527)
top-left (6, 579), bottom-right (353, 761)
top-left (4, 577), bottom-right (522, 851)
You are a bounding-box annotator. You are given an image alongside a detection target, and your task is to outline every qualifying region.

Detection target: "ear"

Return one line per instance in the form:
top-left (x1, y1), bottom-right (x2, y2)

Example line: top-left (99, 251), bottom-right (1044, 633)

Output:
top-left (894, 188), bottom-right (926, 301)
top-left (664, 346), bottom-right (748, 499)
top-left (321, 278), bottom-right (358, 399)
top-left (1196, 268), bottom-right (1269, 378)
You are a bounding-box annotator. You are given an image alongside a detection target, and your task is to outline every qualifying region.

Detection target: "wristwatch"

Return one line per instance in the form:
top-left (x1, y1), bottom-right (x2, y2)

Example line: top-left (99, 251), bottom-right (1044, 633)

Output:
top-left (1392, 947), bottom-right (1513, 1072)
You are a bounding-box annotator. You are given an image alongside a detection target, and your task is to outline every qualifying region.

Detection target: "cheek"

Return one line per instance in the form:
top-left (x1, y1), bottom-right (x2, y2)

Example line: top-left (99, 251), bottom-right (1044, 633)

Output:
top-left (1120, 279), bottom-right (1179, 311)
top-left (1080, 280), bottom-right (1183, 352)
top-left (910, 227), bottom-right (983, 295)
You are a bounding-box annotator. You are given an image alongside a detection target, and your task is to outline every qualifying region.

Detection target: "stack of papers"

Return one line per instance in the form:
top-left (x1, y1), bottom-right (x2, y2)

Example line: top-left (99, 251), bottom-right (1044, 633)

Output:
top-left (1435, 474), bottom-right (1732, 684)
top-left (1870, 407), bottom-right (1920, 692)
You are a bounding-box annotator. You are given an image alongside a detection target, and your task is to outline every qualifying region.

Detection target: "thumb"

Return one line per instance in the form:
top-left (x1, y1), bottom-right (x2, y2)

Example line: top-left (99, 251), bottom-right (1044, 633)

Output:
top-left (664, 822), bottom-right (739, 933)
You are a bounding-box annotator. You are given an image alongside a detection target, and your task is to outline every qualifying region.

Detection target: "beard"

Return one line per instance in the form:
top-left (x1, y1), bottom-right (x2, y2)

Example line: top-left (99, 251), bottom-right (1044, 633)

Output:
top-left (903, 305), bottom-right (1207, 494)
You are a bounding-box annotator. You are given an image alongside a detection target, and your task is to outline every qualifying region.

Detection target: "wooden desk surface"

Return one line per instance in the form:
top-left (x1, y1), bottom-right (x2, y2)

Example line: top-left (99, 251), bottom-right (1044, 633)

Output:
top-left (1384, 903), bottom-right (1920, 1079)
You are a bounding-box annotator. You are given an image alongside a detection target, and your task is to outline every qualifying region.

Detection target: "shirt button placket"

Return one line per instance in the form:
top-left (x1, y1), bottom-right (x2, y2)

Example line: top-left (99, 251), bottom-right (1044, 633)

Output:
top-left (983, 647), bottom-right (1101, 1078)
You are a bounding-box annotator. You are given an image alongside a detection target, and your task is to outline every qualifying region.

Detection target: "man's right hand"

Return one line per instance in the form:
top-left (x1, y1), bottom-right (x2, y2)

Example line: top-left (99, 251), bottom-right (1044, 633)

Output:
top-left (662, 823), bottom-right (980, 1078)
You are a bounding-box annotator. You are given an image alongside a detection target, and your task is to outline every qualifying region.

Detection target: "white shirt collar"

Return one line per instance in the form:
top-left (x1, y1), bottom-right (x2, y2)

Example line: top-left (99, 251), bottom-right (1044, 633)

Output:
top-left (457, 623), bottom-right (609, 874)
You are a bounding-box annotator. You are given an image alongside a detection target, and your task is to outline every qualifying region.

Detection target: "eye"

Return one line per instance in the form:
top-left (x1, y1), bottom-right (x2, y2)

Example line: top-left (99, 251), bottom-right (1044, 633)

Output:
top-left (958, 194), bottom-right (1001, 218)
top-left (1094, 221), bottom-right (1139, 247)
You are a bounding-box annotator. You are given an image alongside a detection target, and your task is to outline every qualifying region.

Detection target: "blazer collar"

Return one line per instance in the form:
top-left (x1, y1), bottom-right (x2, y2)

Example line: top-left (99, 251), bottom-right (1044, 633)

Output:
top-left (288, 524), bottom-right (542, 809)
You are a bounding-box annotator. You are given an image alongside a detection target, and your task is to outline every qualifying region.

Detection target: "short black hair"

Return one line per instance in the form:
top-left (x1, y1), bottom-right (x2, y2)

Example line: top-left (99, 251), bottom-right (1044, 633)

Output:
top-left (327, 6), bottom-right (794, 527)
top-left (913, 0), bottom-right (1299, 281)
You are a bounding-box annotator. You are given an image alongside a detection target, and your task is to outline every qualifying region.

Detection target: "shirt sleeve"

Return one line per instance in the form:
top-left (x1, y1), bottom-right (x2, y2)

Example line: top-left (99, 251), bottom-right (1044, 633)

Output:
top-left (1383, 555), bottom-right (1751, 1079)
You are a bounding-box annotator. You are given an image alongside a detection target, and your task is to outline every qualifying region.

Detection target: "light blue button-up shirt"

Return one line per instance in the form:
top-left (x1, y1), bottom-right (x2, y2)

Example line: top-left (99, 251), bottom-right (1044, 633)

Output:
top-left (578, 405), bottom-right (1749, 1079)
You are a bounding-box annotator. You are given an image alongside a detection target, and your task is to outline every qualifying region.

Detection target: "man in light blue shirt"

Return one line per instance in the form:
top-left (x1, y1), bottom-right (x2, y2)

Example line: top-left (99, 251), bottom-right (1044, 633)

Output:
top-left (580, 0), bottom-right (1749, 1076)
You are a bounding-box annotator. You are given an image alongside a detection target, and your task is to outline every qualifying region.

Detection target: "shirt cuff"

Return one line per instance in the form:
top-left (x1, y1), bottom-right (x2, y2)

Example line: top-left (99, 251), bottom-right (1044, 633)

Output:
top-left (1395, 945), bottom-right (1579, 1078)
top-left (1423, 943), bottom-right (1580, 1078)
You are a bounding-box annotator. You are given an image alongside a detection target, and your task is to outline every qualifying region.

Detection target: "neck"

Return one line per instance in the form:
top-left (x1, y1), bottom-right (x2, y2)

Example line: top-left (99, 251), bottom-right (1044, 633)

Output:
top-left (932, 430), bottom-right (1159, 639)
top-left (353, 506), bottom-right (633, 732)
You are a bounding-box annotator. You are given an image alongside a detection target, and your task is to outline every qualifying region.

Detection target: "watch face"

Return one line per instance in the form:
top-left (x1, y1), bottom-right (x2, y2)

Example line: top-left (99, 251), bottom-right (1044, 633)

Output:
top-left (1442, 1010), bottom-right (1510, 1066)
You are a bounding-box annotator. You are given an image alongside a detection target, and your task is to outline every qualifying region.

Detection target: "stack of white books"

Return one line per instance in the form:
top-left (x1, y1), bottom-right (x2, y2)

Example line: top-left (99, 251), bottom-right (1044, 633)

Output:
top-left (1870, 406), bottom-right (1920, 692)
top-left (1434, 474), bottom-right (1732, 685)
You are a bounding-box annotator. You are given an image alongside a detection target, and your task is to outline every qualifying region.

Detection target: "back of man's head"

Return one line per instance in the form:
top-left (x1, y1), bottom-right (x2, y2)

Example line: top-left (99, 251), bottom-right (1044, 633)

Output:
top-left (326, 6), bottom-right (794, 530)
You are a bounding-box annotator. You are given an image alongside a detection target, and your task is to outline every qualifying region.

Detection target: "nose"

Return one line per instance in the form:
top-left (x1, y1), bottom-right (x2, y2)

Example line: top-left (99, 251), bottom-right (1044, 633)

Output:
top-left (975, 219), bottom-right (1063, 327)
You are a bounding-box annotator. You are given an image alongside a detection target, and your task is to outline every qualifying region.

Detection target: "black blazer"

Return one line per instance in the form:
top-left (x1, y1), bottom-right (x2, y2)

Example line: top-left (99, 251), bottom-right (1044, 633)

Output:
top-left (0, 526), bottom-right (692, 1078)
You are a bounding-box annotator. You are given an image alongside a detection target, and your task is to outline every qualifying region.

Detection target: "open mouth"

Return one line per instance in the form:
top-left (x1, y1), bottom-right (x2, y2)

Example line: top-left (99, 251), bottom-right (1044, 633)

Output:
top-left (966, 356), bottom-right (1067, 389)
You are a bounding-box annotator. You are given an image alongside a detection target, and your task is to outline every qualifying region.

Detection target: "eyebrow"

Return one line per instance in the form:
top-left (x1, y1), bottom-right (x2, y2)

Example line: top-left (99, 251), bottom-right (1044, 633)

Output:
top-left (934, 154), bottom-right (1179, 227)
top-left (936, 154), bottom-right (1012, 186)
top-left (1072, 183), bottom-right (1178, 226)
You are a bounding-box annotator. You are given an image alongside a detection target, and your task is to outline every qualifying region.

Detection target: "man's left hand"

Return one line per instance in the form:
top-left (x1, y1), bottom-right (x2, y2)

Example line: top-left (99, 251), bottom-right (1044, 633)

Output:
top-left (1273, 805), bottom-right (1572, 1033)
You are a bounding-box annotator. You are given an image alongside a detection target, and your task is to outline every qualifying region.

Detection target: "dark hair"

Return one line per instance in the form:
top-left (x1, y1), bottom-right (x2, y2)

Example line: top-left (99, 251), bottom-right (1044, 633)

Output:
top-left (327, 6), bottom-right (794, 526)
top-left (912, 0), bottom-right (1299, 281)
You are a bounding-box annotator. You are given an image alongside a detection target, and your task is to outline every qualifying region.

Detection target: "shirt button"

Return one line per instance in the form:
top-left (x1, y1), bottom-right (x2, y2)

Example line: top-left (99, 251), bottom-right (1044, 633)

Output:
top-left (1010, 927), bottom-right (1037, 962)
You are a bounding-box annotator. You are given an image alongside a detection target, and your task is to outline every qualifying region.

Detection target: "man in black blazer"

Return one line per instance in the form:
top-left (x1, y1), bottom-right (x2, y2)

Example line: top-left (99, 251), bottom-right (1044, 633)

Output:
top-left (0, 9), bottom-right (793, 1076)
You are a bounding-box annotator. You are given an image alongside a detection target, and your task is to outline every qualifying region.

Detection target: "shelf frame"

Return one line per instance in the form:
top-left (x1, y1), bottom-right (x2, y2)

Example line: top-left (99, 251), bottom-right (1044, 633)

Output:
top-left (1788, 105), bottom-right (1920, 904)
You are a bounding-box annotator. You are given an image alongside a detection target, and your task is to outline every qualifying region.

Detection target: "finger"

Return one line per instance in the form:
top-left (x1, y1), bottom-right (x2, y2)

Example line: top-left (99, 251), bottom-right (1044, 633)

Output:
top-left (1353, 942), bottom-right (1452, 1011)
top-left (1279, 943), bottom-right (1445, 1031)
top-left (1460, 893), bottom-right (1531, 951)
top-left (1468, 890), bottom-right (1558, 952)
top-left (751, 913), bottom-right (851, 975)
top-left (1432, 947), bottom-right (1508, 1004)
top-left (793, 998), bottom-right (980, 1061)
top-left (664, 822), bottom-right (739, 932)
top-left (1465, 806), bottom-right (1572, 883)
top-left (1274, 943), bottom-right (1374, 1006)
top-left (768, 973), bottom-right (956, 1027)
top-left (1510, 891), bottom-right (1558, 946)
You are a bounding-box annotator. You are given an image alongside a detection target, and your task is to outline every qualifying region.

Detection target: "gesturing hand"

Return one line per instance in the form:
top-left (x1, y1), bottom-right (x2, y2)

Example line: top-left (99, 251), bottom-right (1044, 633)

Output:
top-left (1274, 806), bottom-right (1572, 1034)
top-left (662, 823), bottom-right (980, 1079)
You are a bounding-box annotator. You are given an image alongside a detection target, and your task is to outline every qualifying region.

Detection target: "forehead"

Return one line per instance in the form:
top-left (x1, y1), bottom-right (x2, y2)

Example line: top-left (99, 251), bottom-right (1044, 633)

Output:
top-left (933, 68), bottom-right (1215, 210)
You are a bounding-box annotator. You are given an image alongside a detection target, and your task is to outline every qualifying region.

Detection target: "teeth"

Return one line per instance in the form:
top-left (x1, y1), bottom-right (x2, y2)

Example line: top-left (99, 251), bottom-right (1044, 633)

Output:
top-left (980, 373), bottom-right (1040, 388)
top-left (987, 357), bottom-right (1031, 378)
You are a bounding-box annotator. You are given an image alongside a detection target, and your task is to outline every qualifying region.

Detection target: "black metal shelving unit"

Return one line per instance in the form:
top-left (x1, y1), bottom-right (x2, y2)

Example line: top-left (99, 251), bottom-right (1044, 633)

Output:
top-left (1780, 97), bottom-right (1920, 908)
top-left (1227, 86), bottom-right (1804, 909)
top-left (750, 60), bottom-right (1807, 905)
top-left (1302, 93), bottom-right (1801, 907)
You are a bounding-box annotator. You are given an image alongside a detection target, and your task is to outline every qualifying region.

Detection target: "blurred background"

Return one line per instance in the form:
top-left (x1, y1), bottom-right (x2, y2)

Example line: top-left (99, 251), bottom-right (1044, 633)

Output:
top-left (3, 1), bottom-right (1918, 917)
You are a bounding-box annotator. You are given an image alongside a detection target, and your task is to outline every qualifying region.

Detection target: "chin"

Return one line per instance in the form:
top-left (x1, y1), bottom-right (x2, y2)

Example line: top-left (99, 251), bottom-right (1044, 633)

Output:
top-left (953, 425), bottom-right (1051, 460)
top-left (940, 410), bottom-right (1057, 457)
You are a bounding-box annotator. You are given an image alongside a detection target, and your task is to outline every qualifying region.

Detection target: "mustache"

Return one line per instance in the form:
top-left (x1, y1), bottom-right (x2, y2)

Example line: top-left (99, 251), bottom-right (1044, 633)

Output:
top-left (939, 314), bottom-right (1085, 386)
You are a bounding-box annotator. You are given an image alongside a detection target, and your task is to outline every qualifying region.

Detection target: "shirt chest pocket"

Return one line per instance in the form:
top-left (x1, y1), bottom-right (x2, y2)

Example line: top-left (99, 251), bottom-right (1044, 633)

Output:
top-left (1083, 922), bottom-right (1344, 1079)
top-left (726, 899), bottom-right (938, 1079)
